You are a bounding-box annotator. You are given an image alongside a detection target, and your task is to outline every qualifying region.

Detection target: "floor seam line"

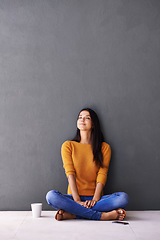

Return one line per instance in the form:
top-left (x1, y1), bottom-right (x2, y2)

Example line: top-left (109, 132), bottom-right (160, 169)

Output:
top-left (12, 211), bottom-right (29, 239)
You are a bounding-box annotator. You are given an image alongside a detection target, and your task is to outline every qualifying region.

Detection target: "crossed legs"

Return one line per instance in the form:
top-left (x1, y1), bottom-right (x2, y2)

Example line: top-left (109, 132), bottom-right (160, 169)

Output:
top-left (46, 190), bottom-right (129, 221)
top-left (55, 208), bottom-right (126, 221)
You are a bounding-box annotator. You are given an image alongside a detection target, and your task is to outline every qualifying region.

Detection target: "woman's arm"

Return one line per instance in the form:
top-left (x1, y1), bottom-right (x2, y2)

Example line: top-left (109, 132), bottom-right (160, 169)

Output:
top-left (68, 175), bottom-right (89, 208)
top-left (93, 182), bottom-right (104, 201)
top-left (68, 175), bottom-right (80, 202)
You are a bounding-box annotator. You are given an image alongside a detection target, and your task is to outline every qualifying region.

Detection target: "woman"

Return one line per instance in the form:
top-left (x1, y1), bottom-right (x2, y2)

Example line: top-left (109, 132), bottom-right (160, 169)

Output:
top-left (46, 108), bottom-right (129, 221)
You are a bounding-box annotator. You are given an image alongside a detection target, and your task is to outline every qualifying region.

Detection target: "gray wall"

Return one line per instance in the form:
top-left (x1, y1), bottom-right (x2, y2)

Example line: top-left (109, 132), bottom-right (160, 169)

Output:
top-left (0, 0), bottom-right (160, 210)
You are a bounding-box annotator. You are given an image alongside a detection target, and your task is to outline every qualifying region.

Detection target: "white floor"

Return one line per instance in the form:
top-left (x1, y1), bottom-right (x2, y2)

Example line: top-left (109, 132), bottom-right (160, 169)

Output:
top-left (0, 211), bottom-right (160, 240)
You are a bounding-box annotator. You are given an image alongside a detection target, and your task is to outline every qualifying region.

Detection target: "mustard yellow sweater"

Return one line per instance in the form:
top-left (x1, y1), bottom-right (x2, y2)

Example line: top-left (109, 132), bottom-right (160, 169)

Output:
top-left (61, 141), bottom-right (111, 196)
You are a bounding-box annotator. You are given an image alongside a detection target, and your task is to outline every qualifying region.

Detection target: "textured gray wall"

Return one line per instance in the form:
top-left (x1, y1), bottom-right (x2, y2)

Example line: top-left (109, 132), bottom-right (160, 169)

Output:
top-left (0, 0), bottom-right (160, 210)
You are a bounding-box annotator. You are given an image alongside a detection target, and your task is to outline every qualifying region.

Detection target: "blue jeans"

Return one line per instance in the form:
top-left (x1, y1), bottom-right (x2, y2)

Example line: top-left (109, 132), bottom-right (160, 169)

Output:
top-left (46, 190), bottom-right (129, 220)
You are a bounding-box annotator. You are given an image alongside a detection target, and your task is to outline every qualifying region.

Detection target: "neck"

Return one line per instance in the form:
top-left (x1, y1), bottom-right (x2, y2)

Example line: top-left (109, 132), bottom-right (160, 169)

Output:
top-left (80, 130), bottom-right (91, 144)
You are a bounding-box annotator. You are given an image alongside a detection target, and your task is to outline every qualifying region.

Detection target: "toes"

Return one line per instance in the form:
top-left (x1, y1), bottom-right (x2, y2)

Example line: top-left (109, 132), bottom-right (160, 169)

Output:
top-left (55, 209), bottom-right (64, 221)
top-left (116, 209), bottom-right (126, 220)
top-left (119, 215), bottom-right (125, 221)
top-left (58, 210), bottom-right (64, 215)
top-left (117, 209), bottom-right (124, 214)
top-left (57, 214), bottom-right (63, 221)
top-left (117, 209), bottom-right (126, 217)
top-left (56, 212), bottom-right (63, 221)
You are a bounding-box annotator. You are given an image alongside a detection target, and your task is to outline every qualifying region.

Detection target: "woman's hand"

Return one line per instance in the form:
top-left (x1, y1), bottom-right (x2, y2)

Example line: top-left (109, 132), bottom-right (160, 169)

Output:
top-left (76, 200), bottom-right (90, 208)
top-left (84, 200), bottom-right (97, 208)
top-left (76, 200), bottom-right (98, 208)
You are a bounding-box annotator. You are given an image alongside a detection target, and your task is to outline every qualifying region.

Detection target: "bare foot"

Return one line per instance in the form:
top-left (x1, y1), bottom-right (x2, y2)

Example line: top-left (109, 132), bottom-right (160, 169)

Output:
top-left (100, 209), bottom-right (126, 221)
top-left (55, 209), bottom-right (76, 221)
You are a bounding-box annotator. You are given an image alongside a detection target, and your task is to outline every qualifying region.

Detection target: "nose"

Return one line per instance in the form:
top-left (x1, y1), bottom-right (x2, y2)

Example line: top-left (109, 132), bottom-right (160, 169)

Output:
top-left (82, 116), bottom-right (87, 122)
top-left (79, 117), bottom-right (85, 122)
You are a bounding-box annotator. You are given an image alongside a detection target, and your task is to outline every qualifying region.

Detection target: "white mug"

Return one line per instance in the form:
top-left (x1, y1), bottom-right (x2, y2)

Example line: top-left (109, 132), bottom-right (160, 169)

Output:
top-left (31, 203), bottom-right (42, 218)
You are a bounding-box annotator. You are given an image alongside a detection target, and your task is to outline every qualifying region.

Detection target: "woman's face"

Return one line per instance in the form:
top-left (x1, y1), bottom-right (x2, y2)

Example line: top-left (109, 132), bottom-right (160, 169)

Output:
top-left (77, 110), bottom-right (92, 131)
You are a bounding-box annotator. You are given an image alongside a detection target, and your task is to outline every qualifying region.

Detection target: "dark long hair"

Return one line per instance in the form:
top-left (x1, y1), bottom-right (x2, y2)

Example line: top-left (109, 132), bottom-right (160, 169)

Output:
top-left (72, 108), bottom-right (105, 168)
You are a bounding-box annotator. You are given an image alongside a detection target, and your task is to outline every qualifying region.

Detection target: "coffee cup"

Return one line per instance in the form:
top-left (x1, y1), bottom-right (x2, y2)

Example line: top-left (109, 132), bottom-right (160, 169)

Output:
top-left (31, 203), bottom-right (42, 218)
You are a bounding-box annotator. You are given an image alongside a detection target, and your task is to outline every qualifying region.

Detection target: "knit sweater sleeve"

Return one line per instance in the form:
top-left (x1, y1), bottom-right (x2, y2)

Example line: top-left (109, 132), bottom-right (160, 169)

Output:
top-left (96, 143), bottom-right (111, 186)
top-left (61, 141), bottom-right (76, 177)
